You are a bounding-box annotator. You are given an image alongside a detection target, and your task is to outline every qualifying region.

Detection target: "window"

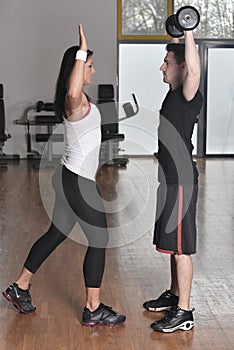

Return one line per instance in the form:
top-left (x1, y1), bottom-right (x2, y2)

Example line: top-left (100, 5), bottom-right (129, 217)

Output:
top-left (118, 0), bottom-right (173, 40)
top-left (174, 0), bottom-right (234, 39)
top-left (119, 0), bottom-right (234, 40)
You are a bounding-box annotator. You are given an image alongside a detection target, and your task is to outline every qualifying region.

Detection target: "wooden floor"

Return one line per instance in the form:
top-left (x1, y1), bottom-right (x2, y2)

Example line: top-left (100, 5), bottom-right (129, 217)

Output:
top-left (0, 158), bottom-right (234, 350)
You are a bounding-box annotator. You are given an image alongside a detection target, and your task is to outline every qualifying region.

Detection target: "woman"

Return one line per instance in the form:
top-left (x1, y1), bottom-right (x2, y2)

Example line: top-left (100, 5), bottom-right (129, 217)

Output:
top-left (3, 25), bottom-right (126, 327)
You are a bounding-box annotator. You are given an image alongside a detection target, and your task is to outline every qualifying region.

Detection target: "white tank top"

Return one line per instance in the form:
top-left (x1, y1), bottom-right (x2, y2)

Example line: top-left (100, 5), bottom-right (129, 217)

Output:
top-left (61, 103), bottom-right (101, 181)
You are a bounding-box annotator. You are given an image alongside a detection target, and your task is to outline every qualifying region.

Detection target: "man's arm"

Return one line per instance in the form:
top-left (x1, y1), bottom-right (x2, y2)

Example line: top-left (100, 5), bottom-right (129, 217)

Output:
top-left (182, 31), bottom-right (201, 101)
top-left (171, 37), bottom-right (179, 44)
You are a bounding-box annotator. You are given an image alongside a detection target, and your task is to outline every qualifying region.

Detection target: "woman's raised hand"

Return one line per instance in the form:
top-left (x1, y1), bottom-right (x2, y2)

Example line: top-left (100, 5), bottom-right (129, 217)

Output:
top-left (78, 24), bottom-right (88, 52)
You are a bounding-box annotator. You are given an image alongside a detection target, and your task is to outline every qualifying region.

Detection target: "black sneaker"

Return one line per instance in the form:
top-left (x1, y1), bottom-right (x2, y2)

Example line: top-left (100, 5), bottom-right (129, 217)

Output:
top-left (150, 306), bottom-right (194, 333)
top-left (82, 303), bottom-right (126, 326)
top-left (143, 290), bottom-right (179, 312)
top-left (2, 282), bottom-right (36, 314)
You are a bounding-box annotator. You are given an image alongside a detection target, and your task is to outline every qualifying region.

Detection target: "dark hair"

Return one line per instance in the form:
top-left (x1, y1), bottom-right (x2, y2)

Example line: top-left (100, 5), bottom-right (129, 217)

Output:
top-left (166, 43), bottom-right (185, 65)
top-left (54, 45), bottom-right (93, 121)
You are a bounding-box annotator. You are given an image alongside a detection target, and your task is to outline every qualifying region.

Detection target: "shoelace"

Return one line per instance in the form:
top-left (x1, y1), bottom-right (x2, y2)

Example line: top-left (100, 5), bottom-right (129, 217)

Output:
top-left (101, 304), bottom-right (112, 310)
top-left (102, 304), bottom-right (118, 315)
top-left (156, 307), bottom-right (179, 324)
top-left (14, 284), bottom-right (32, 302)
top-left (159, 291), bottom-right (169, 299)
top-left (162, 306), bottom-right (195, 323)
top-left (158, 290), bottom-right (173, 300)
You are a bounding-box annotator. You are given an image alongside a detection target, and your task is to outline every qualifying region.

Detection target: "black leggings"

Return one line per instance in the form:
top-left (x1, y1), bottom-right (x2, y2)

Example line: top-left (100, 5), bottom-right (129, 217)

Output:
top-left (24, 165), bottom-right (109, 288)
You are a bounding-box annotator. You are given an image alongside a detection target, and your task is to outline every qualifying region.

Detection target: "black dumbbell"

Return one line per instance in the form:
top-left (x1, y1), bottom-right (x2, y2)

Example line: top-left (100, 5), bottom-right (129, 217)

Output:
top-left (36, 100), bottom-right (54, 112)
top-left (36, 100), bottom-right (44, 112)
top-left (166, 15), bottom-right (184, 38)
top-left (166, 6), bottom-right (200, 38)
top-left (176, 6), bottom-right (200, 31)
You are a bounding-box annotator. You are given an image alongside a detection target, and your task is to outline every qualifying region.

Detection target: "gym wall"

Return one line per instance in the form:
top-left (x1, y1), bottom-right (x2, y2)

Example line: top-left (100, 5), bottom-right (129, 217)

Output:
top-left (118, 43), bottom-right (198, 156)
top-left (0, 0), bottom-right (117, 158)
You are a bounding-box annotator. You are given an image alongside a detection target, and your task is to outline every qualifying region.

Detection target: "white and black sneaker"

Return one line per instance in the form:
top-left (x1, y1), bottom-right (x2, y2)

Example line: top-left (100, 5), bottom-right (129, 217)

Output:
top-left (2, 282), bottom-right (36, 314)
top-left (150, 306), bottom-right (194, 333)
top-left (143, 290), bottom-right (179, 312)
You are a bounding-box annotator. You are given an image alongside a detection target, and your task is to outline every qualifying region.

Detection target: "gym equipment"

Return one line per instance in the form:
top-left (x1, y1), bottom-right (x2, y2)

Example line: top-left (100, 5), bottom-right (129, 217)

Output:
top-left (119, 94), bottom-right (139, 122)
top-left (0, 84), bottom-right (10, 166)
top-left (176, 6), bottom-right (200, 31)
top-left (97, 84), bottom-right (139, 167)
top-left (0, 84), bottom-right (19, 166)
top-left (166, 6), bottom-right (200, 37)
top-left (36, 100), bottom-right (55, 113)
top-left (16, 89), bottom-right (139, 168)
top-left (16, 101), bottom-right (63, 167)
top-left (166, 15), bottom-right (184, 38)
top-left (34, 100), bottom-right (62, 148)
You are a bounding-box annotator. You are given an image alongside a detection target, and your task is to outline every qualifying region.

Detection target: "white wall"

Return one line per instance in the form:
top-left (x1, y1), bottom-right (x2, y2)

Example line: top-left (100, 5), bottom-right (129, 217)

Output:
top-left (206, 48), bottom-right (234, 154)
top-left (119, 44), bottom-right (167, 156)
top-left (0, 0), bottom-right (117, 157)
top-left (118, 43), bottom-right (198, 156)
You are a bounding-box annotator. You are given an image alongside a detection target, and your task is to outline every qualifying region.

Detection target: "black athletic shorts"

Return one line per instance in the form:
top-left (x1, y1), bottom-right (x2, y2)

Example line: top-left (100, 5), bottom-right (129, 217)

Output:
top-left (153, 183), bottom-right (198, 255)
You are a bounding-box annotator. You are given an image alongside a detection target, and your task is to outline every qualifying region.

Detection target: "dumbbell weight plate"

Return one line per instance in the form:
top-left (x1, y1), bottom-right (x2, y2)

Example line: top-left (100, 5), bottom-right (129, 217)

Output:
top-left (165, 15), bottom-right (184, 38)
top-left (176, 6), bottom-right (200, 31)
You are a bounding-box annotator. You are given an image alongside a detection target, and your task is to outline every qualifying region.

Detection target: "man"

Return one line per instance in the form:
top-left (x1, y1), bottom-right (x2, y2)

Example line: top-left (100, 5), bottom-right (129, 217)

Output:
top-left (143, 30), bottom-right (203, 333)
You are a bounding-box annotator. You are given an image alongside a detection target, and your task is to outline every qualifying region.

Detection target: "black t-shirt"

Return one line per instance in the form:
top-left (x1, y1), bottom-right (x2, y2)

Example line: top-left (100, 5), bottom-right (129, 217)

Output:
top-left (158, 85), bottom-right (203, 184)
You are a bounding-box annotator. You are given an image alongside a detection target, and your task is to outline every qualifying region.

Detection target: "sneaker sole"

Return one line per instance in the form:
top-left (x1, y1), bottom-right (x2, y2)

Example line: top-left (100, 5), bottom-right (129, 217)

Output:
top-left (160, 320), bottom-right (194, 333)
top-left (2, 291), bottom-right (35, 314)
top-left (147, 306), bottom-right (173, 312)
top-left (81, 319), bottom-right (126, 327)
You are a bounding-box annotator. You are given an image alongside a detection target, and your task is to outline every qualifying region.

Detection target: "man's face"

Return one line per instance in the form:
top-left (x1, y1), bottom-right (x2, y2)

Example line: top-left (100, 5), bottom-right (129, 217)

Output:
top-left (160, 51), bottom-right (184, 86)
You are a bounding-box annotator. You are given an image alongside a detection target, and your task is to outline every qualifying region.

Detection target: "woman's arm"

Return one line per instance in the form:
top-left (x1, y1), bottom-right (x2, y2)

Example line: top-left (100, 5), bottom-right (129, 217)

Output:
top-left (65, 24), bottom-right (88, 117)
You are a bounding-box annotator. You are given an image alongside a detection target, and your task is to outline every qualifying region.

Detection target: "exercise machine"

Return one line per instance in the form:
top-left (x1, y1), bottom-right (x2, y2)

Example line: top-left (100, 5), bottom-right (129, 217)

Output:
top-left (16, 101), bottom-right (63, 168)
top-left (97, 84), bottom-right (139, 167)
top-left (0, 84), bottom-right (19, 166)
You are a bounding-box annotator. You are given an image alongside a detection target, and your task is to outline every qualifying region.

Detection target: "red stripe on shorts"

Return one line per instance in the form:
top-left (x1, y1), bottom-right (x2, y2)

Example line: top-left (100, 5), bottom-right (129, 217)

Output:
top-left (156, 247), bottom-right (175, 255)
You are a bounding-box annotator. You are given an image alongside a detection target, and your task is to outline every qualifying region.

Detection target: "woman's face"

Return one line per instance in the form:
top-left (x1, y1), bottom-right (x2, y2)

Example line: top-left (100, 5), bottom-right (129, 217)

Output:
top-left (84, 56), bottom-right (95, 85)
